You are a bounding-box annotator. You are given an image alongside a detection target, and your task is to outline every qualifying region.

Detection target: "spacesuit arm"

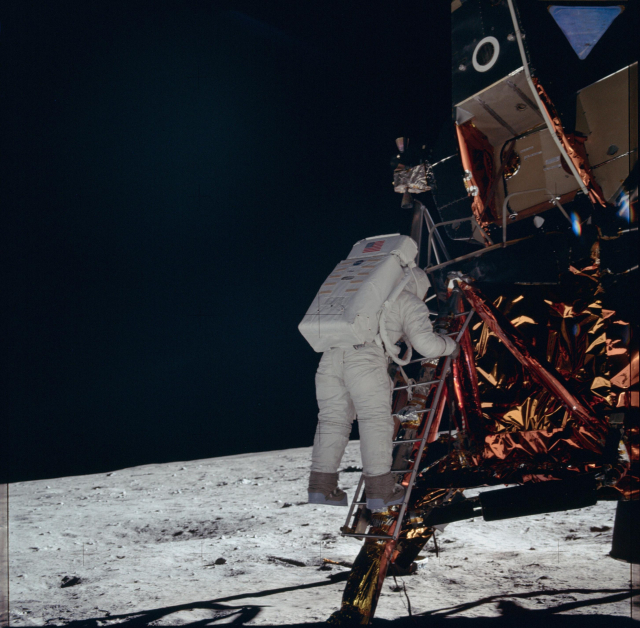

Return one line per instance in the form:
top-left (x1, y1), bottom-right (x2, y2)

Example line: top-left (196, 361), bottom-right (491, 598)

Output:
top-left (399, 293), bottom-right (457, 358)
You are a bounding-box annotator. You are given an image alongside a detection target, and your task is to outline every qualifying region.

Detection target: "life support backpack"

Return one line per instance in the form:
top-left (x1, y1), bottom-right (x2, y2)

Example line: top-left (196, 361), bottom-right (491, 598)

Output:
top-left (298, 234), bottom-right (419, 361)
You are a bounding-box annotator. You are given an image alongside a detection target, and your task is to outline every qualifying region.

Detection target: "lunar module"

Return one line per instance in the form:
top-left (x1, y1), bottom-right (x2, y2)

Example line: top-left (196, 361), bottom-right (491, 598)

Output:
top-left (305, 1), bottom-right (638, 624)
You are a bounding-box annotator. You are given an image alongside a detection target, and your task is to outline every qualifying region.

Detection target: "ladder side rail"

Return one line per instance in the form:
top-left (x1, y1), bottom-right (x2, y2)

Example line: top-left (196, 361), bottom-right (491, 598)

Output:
top-left (393, 379), bottom-right (439, 392)
top-left (392, 410), bottom-right (430, 419)
top-left (343, 310), bottom-right (476, 538)
top-left (343, 533), bottom-right (392, 540)
top-left (392, 309), bottom-right (476, 541)
top-left (392, 314), bottom-right (474, 391)
top-left (343, 338), bottom-right (417, 531)
top-left (426, 216), bottom-right (477, 267)
top-left (343, 330), bottom-right (415, 531)
top-left (344, 382), bottom-right (450, 541)
top-left (392, 358), bottom-right (451, 540)
top-left (343, 474), bottom-right (365, 530)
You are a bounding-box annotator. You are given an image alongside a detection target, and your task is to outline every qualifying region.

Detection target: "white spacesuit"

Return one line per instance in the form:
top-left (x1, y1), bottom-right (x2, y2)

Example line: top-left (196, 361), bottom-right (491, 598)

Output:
top-left (308, 267), bottom-right (457, 509)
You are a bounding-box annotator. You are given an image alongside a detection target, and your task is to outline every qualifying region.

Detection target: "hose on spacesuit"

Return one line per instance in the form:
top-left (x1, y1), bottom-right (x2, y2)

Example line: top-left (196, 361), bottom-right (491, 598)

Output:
top-left (377, 267), bottom-right (417, 368)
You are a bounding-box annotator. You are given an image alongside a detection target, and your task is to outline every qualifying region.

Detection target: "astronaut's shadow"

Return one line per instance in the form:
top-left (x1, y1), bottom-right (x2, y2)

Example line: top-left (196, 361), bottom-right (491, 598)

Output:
top-left (54, 599), bottom-right (261, 627)
top-left (40, 580), bottom-right (638, 627)
top-left (51, 572), bottom-right (351, 627)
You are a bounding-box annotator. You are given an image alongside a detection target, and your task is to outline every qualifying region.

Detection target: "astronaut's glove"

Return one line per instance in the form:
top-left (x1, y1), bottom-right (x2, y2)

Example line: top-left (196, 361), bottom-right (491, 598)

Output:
top-left (396, 405), bottom-right (422, 424)
top-left (434, 313), bottom-right (454, 336)
top-left (449, 342), bottom-right (460, 360)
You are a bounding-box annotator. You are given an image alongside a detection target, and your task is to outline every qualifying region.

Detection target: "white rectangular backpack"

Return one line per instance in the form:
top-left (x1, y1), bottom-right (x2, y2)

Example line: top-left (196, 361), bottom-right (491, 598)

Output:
top-left (298, 234), bottom-right (418, 352)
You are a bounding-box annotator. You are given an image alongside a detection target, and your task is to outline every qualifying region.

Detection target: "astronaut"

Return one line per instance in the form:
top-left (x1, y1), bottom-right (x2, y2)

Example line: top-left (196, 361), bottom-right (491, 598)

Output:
top-left (307, 267), bottom-right (458, 510)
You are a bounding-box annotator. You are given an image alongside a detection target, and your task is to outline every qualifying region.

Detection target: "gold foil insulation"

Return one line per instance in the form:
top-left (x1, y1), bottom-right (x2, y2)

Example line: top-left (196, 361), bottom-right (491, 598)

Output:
top-left (457, 270), bottom-right (635, 494)
top-left (483, 425), bottom-right (605, 465)
top-left (336, 540), bottom-right (385, 625)
top-left (459, 281), bottom-right (603, 431)
top-left (334, 269), bottom-right (635, 625)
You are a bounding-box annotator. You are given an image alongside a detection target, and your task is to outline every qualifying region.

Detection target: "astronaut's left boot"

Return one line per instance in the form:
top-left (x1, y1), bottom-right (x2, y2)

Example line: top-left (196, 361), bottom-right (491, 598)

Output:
top-left (364, 472), bottom-right (405, 511)
top-left (308, 471), bottom-right (348, 506)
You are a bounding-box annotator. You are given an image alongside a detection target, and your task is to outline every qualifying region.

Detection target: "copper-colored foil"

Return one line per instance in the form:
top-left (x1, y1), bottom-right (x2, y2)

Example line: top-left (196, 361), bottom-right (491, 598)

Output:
top-left (455, 121), bottom-right (497, 237)
top-left (336, 515), bottom-right (399, 625)
top-left (461, 324), bottom-right (483, 417)
top-left (618, 420), bottom-right (639, 500)
top-left (484, 425), bottom-right (605, 463)
top-left (457, 271), bottom-right (634, 493)
top-left (412, 487), bottom-right (450, 512)
top-left (459, 281), bottom-right (605, 433)
top-left (452, 298), bottom-right (486, 443)
top-left (335, 274), bottom-right (635, 625)
top-left (451, 358), bottom-right (471, 433)
top-left (611, 349), bottom-right (639, 406)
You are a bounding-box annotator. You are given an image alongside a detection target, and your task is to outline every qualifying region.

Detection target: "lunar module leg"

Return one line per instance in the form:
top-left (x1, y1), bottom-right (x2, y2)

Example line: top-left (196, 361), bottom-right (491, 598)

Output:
top-left (328, 308), bottom-right (475, 625)
top-left (328, 275), bottom-right (631, 625)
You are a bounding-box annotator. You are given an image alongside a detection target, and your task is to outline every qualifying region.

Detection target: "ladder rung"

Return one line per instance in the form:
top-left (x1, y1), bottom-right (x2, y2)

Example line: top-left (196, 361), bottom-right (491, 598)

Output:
top-left (404, 355), bottom-right (444, 365)
top-left (392, 438), bottom-right (423, 445)
top-left (393, 379), bottom-right (441, 392)
top-left (341, 532), bottom-right (393, 540)
top-left (427, 310), bottom-right (470, 319)
top-left (343, 348), bottom-right (454, 541)
top-left (392, 410), bottom-right (431, 419)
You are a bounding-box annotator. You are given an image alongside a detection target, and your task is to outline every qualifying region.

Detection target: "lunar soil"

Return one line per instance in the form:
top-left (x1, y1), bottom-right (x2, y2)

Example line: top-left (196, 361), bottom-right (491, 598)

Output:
top-left (8, 442), bottom-right (639, 625)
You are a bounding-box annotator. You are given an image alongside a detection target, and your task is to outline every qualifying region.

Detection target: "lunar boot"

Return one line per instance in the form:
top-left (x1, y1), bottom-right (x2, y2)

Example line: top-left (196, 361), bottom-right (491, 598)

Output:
top-left (308, 471), bottom-right (348, 507)
top-left (364, 472), bottom-right (405, 511)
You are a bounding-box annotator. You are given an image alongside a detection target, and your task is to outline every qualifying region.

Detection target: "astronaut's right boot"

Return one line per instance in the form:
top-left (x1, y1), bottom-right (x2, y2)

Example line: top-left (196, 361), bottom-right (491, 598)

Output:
top-left (364, 472), bottom-right (405, 511)
top-left (308, 471), bottom-right (348, 507)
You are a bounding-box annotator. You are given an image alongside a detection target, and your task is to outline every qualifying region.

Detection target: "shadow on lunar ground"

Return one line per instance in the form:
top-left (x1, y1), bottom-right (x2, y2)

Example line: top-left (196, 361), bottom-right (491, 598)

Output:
top-left (45, 578), bottom-right (638, 627)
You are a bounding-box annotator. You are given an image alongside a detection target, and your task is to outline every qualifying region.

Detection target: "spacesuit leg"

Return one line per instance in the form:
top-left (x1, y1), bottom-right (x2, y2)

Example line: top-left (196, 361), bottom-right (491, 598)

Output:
top-left (343, 345), bottom-right (394, 477)
top-left (311, 348), bottom-right (356, 474)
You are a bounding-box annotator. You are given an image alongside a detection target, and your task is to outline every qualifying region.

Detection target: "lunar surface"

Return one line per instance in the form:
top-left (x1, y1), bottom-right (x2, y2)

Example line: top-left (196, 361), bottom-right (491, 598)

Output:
top-left (8, 442), bottom-right (639, 626)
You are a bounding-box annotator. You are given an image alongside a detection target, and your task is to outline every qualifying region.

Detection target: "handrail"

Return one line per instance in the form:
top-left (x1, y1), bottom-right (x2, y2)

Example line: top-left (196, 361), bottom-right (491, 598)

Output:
top-left (426, 215), bottom-right (480, 267)
top-left (501, 188), bottom-right (571, 245)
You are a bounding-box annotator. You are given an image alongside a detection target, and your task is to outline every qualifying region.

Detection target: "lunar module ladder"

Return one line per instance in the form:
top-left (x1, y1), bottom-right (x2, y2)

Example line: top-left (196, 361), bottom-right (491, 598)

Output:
top-left (341, 308), bottom-right (475, 542)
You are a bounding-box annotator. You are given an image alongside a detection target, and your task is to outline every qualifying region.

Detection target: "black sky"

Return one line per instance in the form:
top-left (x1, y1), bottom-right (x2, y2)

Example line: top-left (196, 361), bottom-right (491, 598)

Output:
top-left (3, 1), bottom-right (452, 482)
